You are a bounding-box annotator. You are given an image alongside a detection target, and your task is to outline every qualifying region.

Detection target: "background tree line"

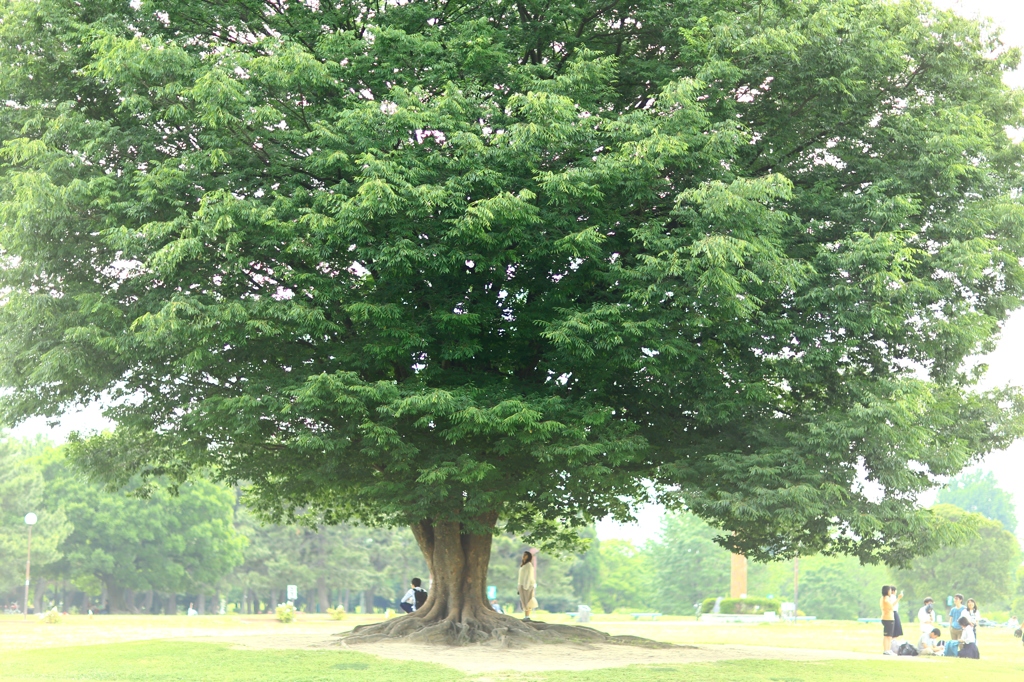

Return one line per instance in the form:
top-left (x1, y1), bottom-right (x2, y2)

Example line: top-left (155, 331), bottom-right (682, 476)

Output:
top-left (3, 434), bottom-right (1021, 618)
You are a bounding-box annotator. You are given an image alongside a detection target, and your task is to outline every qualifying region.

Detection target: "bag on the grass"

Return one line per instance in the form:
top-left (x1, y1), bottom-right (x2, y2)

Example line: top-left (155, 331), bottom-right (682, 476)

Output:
top-left (1014, 627), bottom-right (1022, 639)
top-left (943, 640), bottom-right (959, 657)
top-left (896, 643), bottom-right (918, 657)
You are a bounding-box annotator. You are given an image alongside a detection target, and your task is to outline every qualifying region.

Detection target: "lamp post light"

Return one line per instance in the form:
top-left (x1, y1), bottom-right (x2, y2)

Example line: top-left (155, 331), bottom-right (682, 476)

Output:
top-left (24, 512), bottom-right (37, 620)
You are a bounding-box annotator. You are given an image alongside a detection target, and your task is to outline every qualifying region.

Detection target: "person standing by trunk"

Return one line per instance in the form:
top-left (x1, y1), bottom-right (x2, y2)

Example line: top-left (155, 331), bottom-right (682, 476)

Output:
top-left (518, 551), bottom-right (538, 622)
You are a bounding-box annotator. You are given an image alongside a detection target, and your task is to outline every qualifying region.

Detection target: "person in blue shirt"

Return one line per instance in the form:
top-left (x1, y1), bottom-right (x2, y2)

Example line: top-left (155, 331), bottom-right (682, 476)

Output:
top-left (948, 594), bottom-right (965, 641)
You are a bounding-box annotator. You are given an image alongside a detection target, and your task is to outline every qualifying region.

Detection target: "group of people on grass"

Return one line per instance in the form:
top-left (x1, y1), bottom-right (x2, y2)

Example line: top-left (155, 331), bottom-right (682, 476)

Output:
top-left (882, 587), bottom-right (981, 659)
top-left (398, 550), bottom-right (539, 620)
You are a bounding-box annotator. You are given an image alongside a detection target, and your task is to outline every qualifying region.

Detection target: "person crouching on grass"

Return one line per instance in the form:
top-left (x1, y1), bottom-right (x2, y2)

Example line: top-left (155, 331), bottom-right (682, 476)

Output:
top-left (881, 586), bottom-right (896, 655)
top-left (399, 578), bottom-right (427, 614)
top-left (918, 628), bottom-right (943, 655)
top-left (957, 616), bottom-right (980, 659)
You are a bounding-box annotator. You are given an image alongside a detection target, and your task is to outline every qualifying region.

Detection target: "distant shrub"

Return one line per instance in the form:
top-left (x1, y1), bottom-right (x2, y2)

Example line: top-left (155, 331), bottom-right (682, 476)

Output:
top-left (275, 603), bottom-right (296, 623)
top-left (327, 606), bottom-right (345, 620)
top-left (612, 607), bottom-right (650, 614)
top-left (41, 608), bottom-right (61, 624)
top-left (700, 597), bottom-right (781, 615)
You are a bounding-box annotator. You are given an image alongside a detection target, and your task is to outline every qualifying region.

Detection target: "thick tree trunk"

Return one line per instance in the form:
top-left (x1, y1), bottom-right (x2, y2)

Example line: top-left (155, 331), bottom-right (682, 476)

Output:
top-left (198, 593), bottom-right (206, 615)
top-left (102, 581), bottom-right (132, 614)
top-left (269, 589), bottom-right (278, 610)
top-left (166, 593), bottom-right (176, 616)
top-left (345, 513), bottom-right (577, 646)
top-left (143, 589), bottom-right (154, 613)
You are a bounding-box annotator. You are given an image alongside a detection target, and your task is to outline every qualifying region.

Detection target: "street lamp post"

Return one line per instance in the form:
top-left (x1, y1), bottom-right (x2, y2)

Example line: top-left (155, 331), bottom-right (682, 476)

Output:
top-left (24, 512), bottom-right (37, 620)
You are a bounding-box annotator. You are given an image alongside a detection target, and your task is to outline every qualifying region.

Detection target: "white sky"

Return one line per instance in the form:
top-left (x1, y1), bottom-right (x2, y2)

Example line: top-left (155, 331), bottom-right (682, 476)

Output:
top-left (8, 0), bottom-right (1024, 545)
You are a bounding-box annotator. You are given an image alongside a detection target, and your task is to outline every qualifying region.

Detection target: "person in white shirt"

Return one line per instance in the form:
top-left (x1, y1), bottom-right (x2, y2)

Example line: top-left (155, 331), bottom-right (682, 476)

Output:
top-left (399, 578), bottom-right (427, 614)
top-left (917, 597), bottom-right (935, 633)
top-left (957, 616), bottom-right (980, 658)
top-left (917, 627), bottom-right (943, 655)
top-left (962, 598), bottom-right (980, 642)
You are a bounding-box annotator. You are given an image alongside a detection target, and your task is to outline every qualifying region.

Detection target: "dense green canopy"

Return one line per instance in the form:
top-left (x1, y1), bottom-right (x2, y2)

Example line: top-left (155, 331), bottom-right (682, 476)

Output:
top-left (2, 0), bottom-right (1023, 571)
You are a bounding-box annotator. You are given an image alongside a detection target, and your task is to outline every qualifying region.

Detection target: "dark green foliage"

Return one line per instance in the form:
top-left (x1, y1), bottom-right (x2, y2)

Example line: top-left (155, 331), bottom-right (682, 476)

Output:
top-left (2, 0), bottom-right (1023, 565)
top-left (700, 597), bottom-right (781, 615)
top-left (937, 470), bottom-right (1018, 532)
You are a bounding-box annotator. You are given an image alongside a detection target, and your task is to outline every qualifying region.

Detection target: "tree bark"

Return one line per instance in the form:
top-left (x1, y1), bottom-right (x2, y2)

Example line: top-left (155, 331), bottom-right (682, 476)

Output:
top-left (198, 593), bottom-right (206, 615)
top-left (165, 593), bottom-right (176, 616)
top-left (33, 578), bottom-right (48, 613)
top-left (269, 589), bottom-right (278, 610)
top-left (345, 513), bottom-right (544, 645)
top-left (124, 588), bottom-right (140, 614)
top-left (102, 581), bottom-right (132, 614)
top-left (317, 576), bottom-right (329, 614)
top-left (143, 589), bottom-right (154, 613)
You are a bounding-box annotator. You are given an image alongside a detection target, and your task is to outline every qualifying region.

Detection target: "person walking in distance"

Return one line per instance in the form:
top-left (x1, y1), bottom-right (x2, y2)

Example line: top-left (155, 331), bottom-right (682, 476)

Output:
top-left (881, 586), bottom-right (897, 655)
top-left (518, 551), bottom-right (538, 622)
top-left (949, 594), bottom-right (965, 642)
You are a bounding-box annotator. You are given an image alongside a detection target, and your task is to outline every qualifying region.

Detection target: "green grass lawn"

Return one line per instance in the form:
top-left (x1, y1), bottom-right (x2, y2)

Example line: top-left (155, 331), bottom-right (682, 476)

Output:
top-left (1, 641), bottom-right (1024, 682)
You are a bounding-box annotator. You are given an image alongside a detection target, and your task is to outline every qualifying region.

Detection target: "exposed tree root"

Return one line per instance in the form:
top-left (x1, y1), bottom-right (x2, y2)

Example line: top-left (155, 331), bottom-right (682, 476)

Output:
top-left (338, 613), bottom-right (677, 649)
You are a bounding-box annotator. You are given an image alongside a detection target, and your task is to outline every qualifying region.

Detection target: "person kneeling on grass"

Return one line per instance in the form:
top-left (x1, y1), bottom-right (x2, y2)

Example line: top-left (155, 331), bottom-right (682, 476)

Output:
top-left (957, 616), bottom-right (980, 659)
top-left (918, 628), bottom-right (943, 655)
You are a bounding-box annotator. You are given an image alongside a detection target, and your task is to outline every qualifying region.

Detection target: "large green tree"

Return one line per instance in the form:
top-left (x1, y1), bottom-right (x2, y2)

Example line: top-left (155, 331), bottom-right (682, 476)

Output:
top-left (648, 512), bottom-right (731, 614)
top-left (937, 470), bottom-right (1018, 532)
top-left (893, 504), bottom-right (1021, 611)
top-left (40, 456), bottom-right (245, 613)
top-left (2, 0), bottom-right (1024, 642)
top-left (0, 437), bottom-right (70, 611)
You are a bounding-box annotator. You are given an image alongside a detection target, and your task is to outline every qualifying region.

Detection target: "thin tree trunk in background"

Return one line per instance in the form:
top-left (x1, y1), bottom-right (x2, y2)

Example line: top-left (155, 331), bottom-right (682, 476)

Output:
top-left (364, 589), bottom-right (375, 614)
top-left (198, 593), bottom-right (206, 615)
top-left (33, 578), bottom-right (47, 613)
top-left (343, 588), bottom-right (350, 613)
top-left (124, 588), bottom-right (140, 614)
top-left (317, 576), bottom-right (329, 614)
